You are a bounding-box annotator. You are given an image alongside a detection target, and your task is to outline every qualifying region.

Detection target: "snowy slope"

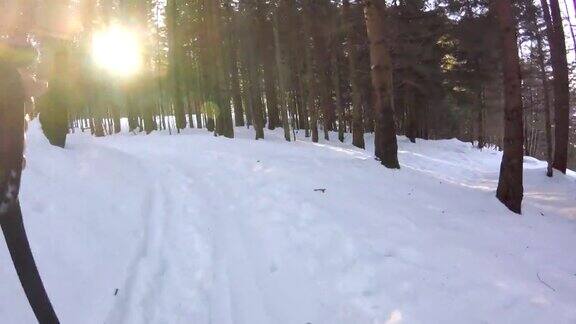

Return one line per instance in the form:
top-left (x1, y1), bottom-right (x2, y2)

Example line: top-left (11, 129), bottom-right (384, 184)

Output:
top-left (1, 120), bottom-right (575, 324)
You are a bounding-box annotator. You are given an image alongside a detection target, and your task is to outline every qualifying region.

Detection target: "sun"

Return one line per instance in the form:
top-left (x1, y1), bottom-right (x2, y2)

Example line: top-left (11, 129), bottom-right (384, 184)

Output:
top-left (91, 25), bottom-right (142, 77)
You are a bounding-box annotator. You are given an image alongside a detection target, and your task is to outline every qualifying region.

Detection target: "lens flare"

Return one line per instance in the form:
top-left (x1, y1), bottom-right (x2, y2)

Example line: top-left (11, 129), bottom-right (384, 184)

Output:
top-left (91, 25), bottom-right (142, 77)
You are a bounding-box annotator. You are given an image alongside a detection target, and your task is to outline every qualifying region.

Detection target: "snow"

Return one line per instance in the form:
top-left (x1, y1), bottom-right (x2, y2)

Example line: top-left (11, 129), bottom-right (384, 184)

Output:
top-left (1, 120), bottom-right (575, 324)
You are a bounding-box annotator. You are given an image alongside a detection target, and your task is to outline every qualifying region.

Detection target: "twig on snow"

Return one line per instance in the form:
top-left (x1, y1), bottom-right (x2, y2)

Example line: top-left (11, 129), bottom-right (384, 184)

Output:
top-left (537, 273), bottom-right (556, 292)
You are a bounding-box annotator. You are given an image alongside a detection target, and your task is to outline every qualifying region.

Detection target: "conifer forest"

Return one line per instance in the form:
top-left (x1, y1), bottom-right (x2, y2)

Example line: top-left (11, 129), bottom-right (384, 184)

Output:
top-left (1, 0), bottom-right (575, 323)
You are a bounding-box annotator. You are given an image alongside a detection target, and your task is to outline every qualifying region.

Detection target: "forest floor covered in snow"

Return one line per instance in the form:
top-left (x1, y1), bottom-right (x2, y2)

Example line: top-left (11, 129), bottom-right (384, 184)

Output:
top-left (1, 120), bottom-right (575, 324)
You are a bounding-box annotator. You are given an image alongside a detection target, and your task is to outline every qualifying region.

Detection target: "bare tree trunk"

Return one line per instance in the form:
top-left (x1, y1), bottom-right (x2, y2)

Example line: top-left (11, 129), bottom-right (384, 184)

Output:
top-left (364, 0), bottom-right (400, 169)
top-left (227, 6), bottom-right (245, 127)
top-left (332, 52), bottom-right (346, 143)
top-left (494, 0), bottom-right (525, 214)
top-left (239, 1), bottom-right (264, 139)
top-left (477, 86), bottom-right (486, 149)
top-left (296, 71), bottom-right (311, 137)
top-left (534, 21), bottom-right (554, 176)
top-left (303, 0), bottom-right (319, 142)
top-left (343, 0), bottom-right (366, 149)
top-left (542, 0), bottom-right (571, 173)
top-left (550, 0), bottom-right (571, 173)
top-left (256, 4), bottom-right (280, 131)
top-left (272, 13), bottom-right (292, 141)
top-left (207, 0), bottom-right (233, 138)
top-left (309, 0), bottom-right (334, 141)
top-left (405, 86), bottom-right (417, 143)
top-left (167, 0), bottom-right (186, 131)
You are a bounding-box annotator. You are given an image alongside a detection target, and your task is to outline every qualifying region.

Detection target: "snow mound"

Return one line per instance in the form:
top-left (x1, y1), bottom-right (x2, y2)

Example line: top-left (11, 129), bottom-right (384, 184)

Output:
top-left (1, 121), bottom-right (575, 324)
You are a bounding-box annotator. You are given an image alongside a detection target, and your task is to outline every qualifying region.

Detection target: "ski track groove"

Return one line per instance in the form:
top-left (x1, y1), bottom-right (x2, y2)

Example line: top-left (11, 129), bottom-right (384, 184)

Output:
top-left (102, 151), bottom-right (208, 324)
top-left (104, 180), bottom-right (167, 324)
top-left (175, 161), bottom-right (273, 324)
top-left (71, 139), bottom-right (371, 324)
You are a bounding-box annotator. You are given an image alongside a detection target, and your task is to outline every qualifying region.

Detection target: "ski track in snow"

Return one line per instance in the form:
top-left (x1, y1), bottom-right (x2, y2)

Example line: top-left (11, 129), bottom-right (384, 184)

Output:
top-left (1, 121), bottom-right (575, 324)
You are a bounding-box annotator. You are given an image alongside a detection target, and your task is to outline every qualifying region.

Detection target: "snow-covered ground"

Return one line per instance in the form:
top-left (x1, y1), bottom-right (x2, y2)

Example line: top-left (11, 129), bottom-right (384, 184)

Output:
top-left (1, 120), bottom-right (575, 324)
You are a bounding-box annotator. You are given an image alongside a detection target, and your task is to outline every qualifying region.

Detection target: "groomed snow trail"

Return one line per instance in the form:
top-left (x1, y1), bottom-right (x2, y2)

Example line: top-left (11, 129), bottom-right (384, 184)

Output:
top-left (1, 121), bottom-right (575, 324)
top-left (99, 136), bottom-right (354, 324)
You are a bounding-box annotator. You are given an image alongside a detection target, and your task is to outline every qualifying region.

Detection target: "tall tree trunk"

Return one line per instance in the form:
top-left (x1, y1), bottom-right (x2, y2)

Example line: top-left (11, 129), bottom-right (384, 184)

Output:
top-left (343, 0), bottom-right (366, 149)
top-left (256, 4), bottom-right (280, 131)
top-left (296, 71), bottom-right (310, 136)
top-left (405, 86), bottom-right (417, 143)
top-left (263, 60), bottom-right (280, 130)
top-left (225, 2), bottom-right (245, 127)
top-left (208, 0), bottom-right (234, 138)
top-left (241, 2), bottom-right (265, 139)
top-left (310, 1), bottom-right (335, 141)
top-left (303, 0), bottom-right (319, 142)
top-left (477, 86), bottom-right (486, 149)
top-left (230, 40), bottom-right (245, 127)
top-left (534, 19), bottom-right (554, 177)
top-left (542, 0), bottom-right (571, 173)
top-left (494, 0), bottom-right (524, 214)
top-left (273, 13), bottom-right (292, 141)
top-left (332, 52), bottom-right (345, 143)
top-left (364, 0), bottom-right (400, 169)
top-left (167, 0), bottom-right (186, 131)
top-left (329, 2), bottom-right (345, 142)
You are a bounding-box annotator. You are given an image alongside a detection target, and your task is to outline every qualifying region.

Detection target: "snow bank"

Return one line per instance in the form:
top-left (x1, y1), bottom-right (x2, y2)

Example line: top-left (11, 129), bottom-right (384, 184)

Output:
top-left (1, 121), bottom-right (575, 324)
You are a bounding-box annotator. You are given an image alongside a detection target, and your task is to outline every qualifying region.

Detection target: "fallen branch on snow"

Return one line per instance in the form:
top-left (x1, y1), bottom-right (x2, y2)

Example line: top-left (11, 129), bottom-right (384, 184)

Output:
top-left (537, 273), bottom-right (556, 292)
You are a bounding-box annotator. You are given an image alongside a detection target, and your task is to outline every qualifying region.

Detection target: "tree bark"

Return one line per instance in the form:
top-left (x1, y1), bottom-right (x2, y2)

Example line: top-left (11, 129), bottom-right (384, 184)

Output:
top-left (167, 0), bottom-right (186, 131)
top-left (494, 0), bottom-right (524, 214)
top-left (549, 0), bottom-right (571, 173)
top-left (332, 51), bottom-right (346, 143)
top-left (241, 2), bottom-right (265, 139)
top-left (273, 13), bottom-right (292, 141)
top-left (532, 5), bottom-right (554, 176)
top-left (303, 0), bottom-right (320, 142)
top-left (364, 0), bottom-right (400, 169)
top-left (208, 0), bottom-right (234, 138)
top-left (541, 0), bottom-right (571, 173)
top-left (310, 0), bottom-right (335, 141)
top-left (343, 0), bottom-right (366, 149)
top-left (227, 4), bottom-right (245, 127)
top-left (477, 85), bottom-right (486, 149)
